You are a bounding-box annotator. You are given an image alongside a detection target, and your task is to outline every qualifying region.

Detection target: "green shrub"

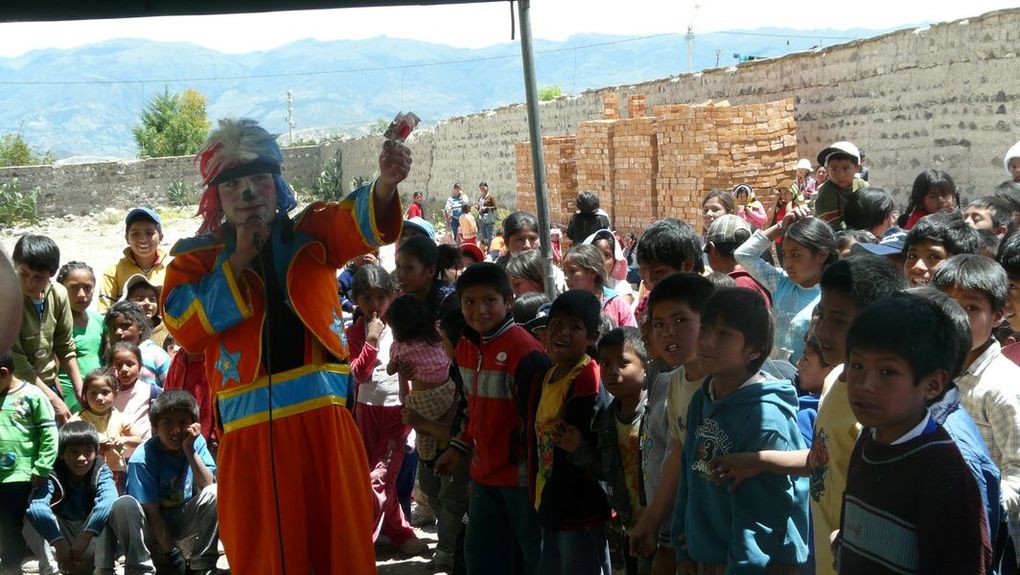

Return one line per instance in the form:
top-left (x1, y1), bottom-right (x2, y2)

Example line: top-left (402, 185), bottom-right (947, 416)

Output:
top-left (166, 179), bottom-right (197, 207)
top-left (0, 178), bottom-right (39, 226)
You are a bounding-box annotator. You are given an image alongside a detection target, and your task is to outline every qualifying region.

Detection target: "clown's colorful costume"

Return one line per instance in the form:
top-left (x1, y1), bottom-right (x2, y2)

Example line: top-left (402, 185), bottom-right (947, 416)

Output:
top-left (160, 119), bottom-right (401, 574)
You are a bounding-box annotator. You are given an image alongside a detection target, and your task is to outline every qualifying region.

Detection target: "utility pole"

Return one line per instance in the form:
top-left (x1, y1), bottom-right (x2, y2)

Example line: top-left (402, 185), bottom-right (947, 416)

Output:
top-left (287, 90), bottom-right (295, 144)
top-left (715, 49), bottom-right (721, 68)
top-left (686, 3), bottom-right (700, 74)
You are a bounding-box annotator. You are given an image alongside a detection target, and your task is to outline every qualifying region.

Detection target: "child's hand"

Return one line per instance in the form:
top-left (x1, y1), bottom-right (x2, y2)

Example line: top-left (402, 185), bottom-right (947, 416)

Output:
top-left (708, 452), bottom-right (762, 491)
top-left (366, 312), bottom-right (385, 343)
top-left (434, 448), bottom-right (462, 476)
top-left (53, 539), bottom-right (74, 572)
top-left (30, 474), bottom-right (47, 488)
top-left (183, 423), bottom-right (202, 454)
top-left (627, 518), bottom-right (657, 557)
top-left (70, 532), bottom-right (94, 565)
top-left (781, 205), bottom-right (812, 228)
top-left (554, 424), bottom-right (582, 453)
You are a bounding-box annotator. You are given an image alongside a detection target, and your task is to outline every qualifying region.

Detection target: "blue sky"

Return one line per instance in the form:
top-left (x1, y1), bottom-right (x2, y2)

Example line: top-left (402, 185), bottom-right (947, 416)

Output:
top-left (0, 0), bottom-right (1016, 57)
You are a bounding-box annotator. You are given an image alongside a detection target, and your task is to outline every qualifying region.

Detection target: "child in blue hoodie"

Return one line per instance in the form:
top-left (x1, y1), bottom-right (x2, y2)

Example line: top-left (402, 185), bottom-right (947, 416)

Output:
top-left (672, 287), bottom-right (809, 574)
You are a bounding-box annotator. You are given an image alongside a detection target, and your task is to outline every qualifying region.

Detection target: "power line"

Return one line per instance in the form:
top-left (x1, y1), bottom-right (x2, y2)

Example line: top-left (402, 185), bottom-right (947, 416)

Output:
top-left (0, 32), bottom-right (680, 86)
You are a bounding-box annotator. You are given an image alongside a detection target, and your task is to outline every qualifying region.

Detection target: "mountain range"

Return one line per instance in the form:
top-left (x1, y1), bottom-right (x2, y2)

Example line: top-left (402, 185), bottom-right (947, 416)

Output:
top-left (0, 25), bottom-right (904, 159)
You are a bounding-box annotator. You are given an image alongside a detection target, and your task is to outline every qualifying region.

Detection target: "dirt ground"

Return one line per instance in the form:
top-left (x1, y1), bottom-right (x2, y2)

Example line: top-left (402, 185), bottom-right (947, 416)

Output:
top-left (4, 208), bottom-right (435, 575)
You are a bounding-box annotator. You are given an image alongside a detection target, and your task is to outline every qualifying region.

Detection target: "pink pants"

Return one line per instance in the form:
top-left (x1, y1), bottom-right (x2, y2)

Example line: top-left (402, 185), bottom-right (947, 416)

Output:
top-left (355, 403), bottom-right (415, 545)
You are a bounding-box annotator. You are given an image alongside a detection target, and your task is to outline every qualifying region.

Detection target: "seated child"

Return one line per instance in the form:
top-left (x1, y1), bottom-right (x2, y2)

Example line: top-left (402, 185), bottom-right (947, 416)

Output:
top-left (0, 351), bottom-right (57, 573)
top-left (836, 293), bottom-right (991, 573)
top-left (26, 421), bottom-right (153, 575)
top-left (903, 210), bottom-right (982, 287)
top-left (535, 289), bottom-right (612, 575)
top-left (963, 196), bottom-right (1015, 239)
top-left (672, 287), bottom-right (809, 573)
top-left (99, 207), bottom-right (166, 312)
top-left (384, 294), bottom-right (456, 463)
top-left (898, 170), bottom-right (961, 230)
top-left (57, 261), bottom-right (105, 415)
top-left (579, 327), bottom-right (650, 575)
top-left (435, 262), bottom-right (550, 575)
top-left (104, 301), bottom-right (169, 390)
top-left (734, 211), bottom-right (838, 362)
top-left (70, 368), bottom-right (141, 483)
top-left (126, 389), bottom-right (219, 575)
top-left (12, 234), bottom-right (84, 423)
top-left (120, 274), bottom-right (171, 349)
top-left (813, 141), bottom-right (867, 230)
top-left (109, 342), bottom-right (155, 463)
top-left (562, 244), bottom-right (636, 328)
top-left (932, 254), bottom-right (1020, 560)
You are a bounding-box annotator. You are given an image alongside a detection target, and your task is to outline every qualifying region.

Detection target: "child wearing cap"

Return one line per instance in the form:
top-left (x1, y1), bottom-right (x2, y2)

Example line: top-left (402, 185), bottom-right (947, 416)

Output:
top-left (99, 208), bottom-right (167, 313)
top-left (793, 159), bottom-right (817, 199)
top-left (703, 215), bottom-right (771, 307)
top-left (813, 141), bottom-right (868, 231)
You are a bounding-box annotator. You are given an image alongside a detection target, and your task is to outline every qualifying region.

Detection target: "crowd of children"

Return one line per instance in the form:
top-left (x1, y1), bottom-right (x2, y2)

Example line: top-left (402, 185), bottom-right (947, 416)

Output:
top-left (4, 135), bottom-right (1020, 575)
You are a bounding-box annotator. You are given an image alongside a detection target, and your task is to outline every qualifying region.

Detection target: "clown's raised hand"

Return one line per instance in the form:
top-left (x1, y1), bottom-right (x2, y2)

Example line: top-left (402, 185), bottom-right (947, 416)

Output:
top-left (377, 140), bottom-right (412, 197)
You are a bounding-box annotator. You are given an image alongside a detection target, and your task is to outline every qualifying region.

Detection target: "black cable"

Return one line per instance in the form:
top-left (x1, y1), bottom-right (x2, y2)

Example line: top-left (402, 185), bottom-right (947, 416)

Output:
top-left (251, 228), bottom-right (288, 575)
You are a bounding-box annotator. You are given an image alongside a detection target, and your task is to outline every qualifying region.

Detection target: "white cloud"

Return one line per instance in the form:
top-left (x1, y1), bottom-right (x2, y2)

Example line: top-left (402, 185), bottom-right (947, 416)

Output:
top-left (0, 0), bottom-right (1015, 58)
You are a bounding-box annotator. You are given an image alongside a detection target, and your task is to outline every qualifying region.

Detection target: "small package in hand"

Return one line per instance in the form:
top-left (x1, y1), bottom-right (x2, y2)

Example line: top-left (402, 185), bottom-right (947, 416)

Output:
top-left (384, 112), bottom-right (420, 143)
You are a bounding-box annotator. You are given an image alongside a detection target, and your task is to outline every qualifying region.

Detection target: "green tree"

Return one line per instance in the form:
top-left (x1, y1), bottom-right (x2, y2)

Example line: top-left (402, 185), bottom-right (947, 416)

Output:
top-left (538, 86), bottom-right (562, 101)
top-left (369, 117), bottom-right (389, 135)
top-left (0, 132), bottom-right (54, 167)
top-left (132, 88), bottom-right (211, 158)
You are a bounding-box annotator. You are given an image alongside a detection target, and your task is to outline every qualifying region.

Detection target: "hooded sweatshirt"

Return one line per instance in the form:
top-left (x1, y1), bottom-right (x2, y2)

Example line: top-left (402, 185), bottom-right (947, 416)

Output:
top-left (673, 374), bottom-right (810, 573)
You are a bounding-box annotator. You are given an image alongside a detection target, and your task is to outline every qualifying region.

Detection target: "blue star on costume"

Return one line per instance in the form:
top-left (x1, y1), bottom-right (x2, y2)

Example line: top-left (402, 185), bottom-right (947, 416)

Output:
top-left (216, 342), bottom-right (242, 386)
top-left (330, 309), bottom-right (347, 347)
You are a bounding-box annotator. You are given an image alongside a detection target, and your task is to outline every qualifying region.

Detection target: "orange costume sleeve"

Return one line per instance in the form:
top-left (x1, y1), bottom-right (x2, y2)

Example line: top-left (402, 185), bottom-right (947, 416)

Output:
top-left (160, 181), bottom-right (401, 575)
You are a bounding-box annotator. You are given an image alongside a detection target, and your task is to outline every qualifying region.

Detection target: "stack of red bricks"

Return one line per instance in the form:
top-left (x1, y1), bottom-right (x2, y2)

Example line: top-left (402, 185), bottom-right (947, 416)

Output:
top-left (602, 91), bottom-right (619, 120)
top-left (627, 94), bottom-right (647, 119)
top-left (515, 96), bottom-right (798, 237)
top-left (515, 136), bottom-right (578, 226)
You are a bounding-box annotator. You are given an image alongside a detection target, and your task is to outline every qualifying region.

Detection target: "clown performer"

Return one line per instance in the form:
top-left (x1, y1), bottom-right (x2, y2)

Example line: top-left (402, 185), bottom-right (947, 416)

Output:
top-left (160, 118), bottom-right (410, 574)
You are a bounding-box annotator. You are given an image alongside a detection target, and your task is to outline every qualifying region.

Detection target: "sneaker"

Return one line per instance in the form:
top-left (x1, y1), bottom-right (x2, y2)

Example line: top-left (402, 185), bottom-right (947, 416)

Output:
top-left (410, 502), bottom-right (436, 527)
top-left (429, 550), bottom-right (455, 572)
top-left (399, 536), bottom-right (429, 556)
top-left (21, 559), bottom-right (40, 574)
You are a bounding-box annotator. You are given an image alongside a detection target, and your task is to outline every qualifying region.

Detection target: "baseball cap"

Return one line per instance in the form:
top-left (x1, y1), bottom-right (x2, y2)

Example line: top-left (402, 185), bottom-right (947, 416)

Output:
top-left (125, 207), bottom-right (162, 234)
top-left (461, 243), bottom-right (485, 264)
top-left (706, 214), bottom-right (752, 246)
top-left (119, 273), bottom-right (160, 302)
top-left (816, 141), bottom-right (861, 166)
top-left (796, 158), bottom-right (813, 171)
top-left (852, 229), bottom-right (907, 257)
top-left (402, 217), bottom-right (436, 241)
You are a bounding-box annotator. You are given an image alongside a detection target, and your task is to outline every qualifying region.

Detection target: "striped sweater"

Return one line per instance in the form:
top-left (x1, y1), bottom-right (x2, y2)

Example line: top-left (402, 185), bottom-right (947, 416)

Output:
top-left (837, 424), bottom-right (989, 574)
top-left (452, 315), bottom-right (549, 488)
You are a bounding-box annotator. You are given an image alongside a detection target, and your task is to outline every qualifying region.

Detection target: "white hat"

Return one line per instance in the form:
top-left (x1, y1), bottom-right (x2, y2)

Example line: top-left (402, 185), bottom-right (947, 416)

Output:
top-left (796, 158), bottom-right (812, 171)
top-left (816, 141), bottom-right (861, 166)
top-left (119, 274), bottom-right (159, 302)
top-left (1005, 140), bottom-right (1020, 174)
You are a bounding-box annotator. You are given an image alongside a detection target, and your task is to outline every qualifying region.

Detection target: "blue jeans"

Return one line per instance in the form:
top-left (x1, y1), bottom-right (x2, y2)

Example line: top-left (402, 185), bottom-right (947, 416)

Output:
top-left (450, 208), bottom-right (462, 238)
top-left (464, 483), bottom-right (541, 575)
top-left (538, 524), bottom-right (611, 575)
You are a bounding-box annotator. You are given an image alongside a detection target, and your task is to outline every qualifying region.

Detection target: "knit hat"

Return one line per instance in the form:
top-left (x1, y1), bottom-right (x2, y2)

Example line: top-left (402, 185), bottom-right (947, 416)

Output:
top-left (1005, 140), bottom-right (1020, 175)
top-left (706, 214), bottom-right (752, 246)
top-left (194, 118), bottom-right (297, 235)
top-left (817, 141), bottom-right (861, 166)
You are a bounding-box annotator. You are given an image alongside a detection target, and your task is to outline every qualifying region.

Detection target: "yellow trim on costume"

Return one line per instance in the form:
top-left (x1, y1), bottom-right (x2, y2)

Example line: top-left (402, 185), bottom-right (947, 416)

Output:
top-left (368, 179), bottom-right (382, 242)
top-left (221, 395), bottom-right (348, 434)
top-left (162, 299), bottom-right (216, 335)
top-left (222, 259), bottom-right (254, 320)
top-left (216, 363), bottom-right (351, 399)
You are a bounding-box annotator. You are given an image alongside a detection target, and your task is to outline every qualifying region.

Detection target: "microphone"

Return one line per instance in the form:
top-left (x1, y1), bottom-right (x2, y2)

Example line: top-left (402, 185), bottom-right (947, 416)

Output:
top-left (246, 215), bottom-right (265, 251)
